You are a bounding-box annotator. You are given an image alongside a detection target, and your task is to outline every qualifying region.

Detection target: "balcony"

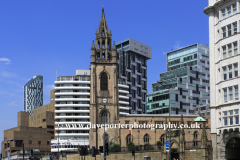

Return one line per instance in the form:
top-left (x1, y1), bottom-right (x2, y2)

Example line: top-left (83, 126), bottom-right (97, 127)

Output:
top-left (55, 98), bottom-right (90, 102)
top-left (55, 104), bottom-right (90, 107)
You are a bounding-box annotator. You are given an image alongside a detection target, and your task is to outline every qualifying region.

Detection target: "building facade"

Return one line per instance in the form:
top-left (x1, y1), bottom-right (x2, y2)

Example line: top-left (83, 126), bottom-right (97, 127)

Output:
top-left (50, 68), bottom-right (130, 152)
top-left (23, 74), bottom-right (43, 116)
top-left (204, 0), bottom-right (240, 159)
top-left (51, 70), bottom-right (91, 152)
top-left (147, 43), bottom-right (210, 115)
top-left (116, 38), bottom-right (152, 114)
top-left (29, 89), bottom-right (55, 139)
top-left (1, 112), bottom-right (52, 160)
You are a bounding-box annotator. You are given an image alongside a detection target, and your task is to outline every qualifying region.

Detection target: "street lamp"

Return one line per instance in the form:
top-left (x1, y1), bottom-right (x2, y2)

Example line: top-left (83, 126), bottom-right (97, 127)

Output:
top-left (157, 81), bottom-right (171, 160)
top-left (95, 98), bottom-right (109, 160)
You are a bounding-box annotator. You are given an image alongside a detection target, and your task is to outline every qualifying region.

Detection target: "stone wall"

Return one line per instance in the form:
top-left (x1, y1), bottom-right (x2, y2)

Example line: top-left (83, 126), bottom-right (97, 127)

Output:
top-left (60, 149), bottom-right (211, 160)
top-left (61, 151), bottom-right (163, 160)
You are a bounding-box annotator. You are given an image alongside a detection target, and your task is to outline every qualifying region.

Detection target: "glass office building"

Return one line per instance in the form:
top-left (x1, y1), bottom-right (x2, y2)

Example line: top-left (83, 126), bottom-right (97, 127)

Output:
top-left (146, 43), bottom-right (210, 115)
top-left (23, 74), bottom-right (43, 116)
top-left (116, 38), bottom-right (152, 114)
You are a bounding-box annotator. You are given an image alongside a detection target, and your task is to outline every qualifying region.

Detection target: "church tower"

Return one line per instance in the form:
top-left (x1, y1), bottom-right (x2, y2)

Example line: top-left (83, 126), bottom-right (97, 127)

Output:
top-left (89, 8), bottom-right (119, 148)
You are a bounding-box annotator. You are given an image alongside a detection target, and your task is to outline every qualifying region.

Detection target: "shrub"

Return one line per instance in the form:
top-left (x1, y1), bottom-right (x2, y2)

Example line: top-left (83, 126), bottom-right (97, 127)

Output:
top-left (171, 147), bottom-right (178, 153)
top-left (109, 143), bottom-right (121, 152)
top-left (127, 142), bottom-right (135, 151)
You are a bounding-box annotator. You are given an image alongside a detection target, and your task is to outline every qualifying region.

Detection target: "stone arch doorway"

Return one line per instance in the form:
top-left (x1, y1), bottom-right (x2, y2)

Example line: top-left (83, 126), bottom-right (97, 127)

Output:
top-left (170, 139), bottom-right (179, 160)
top-left (225, 137), bottom-right (240, 160)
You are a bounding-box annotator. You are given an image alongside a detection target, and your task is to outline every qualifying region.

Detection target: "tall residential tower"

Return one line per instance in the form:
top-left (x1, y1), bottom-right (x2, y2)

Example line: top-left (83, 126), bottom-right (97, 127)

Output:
top-left (116, 38), bottom-right (152, 114)
top-left (23, 74), bottom-right (43, 116)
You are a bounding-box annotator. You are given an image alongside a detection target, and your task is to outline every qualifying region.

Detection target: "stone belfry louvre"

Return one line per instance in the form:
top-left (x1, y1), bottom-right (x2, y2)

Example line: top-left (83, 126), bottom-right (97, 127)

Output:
top-left (89, 8), bottom-right (120, 148)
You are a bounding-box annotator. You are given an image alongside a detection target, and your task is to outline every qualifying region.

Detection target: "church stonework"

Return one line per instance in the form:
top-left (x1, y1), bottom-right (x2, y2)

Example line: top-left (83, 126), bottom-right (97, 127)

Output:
top-left (89, 8), bottom-right (120, 149)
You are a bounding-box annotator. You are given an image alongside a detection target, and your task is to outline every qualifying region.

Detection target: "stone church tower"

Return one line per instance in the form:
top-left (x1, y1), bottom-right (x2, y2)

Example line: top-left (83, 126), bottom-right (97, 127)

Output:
top-left (89, 8), bottom-right (120, 148)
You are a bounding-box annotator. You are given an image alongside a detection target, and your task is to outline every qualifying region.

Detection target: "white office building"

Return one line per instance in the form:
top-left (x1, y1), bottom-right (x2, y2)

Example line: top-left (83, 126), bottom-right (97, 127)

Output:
top-left (51, 70), bottom-right (129, 152)
top-left (204, 0), bottom-right (240, 159)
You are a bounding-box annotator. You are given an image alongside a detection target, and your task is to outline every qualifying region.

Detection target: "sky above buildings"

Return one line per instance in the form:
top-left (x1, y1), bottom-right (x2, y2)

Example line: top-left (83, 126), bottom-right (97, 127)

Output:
top-left (0, 0), bottom-right (208, 144)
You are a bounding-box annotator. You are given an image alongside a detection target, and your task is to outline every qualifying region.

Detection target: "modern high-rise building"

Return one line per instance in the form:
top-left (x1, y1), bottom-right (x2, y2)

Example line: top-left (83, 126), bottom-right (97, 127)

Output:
top-left (51, 70), bottom-right (129, 152)
top-left (116, 38), bottom-right (152, 114)
top-left (23, 74), bottom-right (43, 116)
top-left (204, 1), bottom-right (240, 159)
top-left (146, 43), bottom-right (210, 115)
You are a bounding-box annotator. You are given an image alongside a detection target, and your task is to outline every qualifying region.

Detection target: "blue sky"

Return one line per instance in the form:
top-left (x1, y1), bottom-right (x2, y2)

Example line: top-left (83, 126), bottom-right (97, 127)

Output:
top-left (0, 0), bottom-right (209, 143)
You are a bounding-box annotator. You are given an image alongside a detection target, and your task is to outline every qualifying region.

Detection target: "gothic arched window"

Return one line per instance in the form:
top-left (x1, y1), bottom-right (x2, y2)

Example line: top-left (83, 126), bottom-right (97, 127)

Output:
top-left (126, 134), bottom-right (132, 145)
top-left (143, 134), bottom-right (150, 143)
top-left (100, 111), bottom-right (108, 124)
top-left (101, 72), bottom-right (108, 90)
top-left (160, 134), bottom-right (165, 146)
top-left (193, 131), bottom-right (198, 140)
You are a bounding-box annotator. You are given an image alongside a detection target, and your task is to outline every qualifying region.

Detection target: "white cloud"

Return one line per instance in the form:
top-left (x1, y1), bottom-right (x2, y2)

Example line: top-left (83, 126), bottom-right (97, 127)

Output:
top-left (7, 102), bottom-right (18, 107)
top-left (0, 91), bottom-right (15, 96)
top-left (47, 84), bottom-right (55, 89)
top-left (1, 71), bottom-right (17, 78)
top-left (172, 41), bottom-right (182, 50)
top-left (0, 58), bottom-right (11, 65)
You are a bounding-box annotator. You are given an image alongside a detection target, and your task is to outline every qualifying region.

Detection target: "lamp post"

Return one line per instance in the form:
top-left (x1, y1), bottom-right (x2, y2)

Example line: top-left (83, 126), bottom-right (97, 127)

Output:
top-left (95, 98), bottom-right (108, 160)
top-left (157, 81), bottom-right (171, 160)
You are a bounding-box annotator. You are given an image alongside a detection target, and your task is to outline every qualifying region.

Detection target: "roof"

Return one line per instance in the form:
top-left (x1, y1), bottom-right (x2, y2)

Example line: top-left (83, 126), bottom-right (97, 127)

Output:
top-left (194, 116), bottom-right (206, 122)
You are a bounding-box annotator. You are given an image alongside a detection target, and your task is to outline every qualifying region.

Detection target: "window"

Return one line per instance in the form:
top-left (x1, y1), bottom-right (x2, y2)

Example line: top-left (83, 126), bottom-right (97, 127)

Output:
top-left (29, 140), bottom-right (32, 144)
top-left (228, 25), bottom-right (231, 36)
top-left (235, 86), bottom-right (239, 100)
top-left (47, 141), bottom-right (50, 145)
top-left (229, 87), bottom-right (233, 101)
top-left (38, 141), bottom-right (41, 145)
top-left (229, 110), bottom-right (233, 115)
top-left (228, 65), bottom-right (232, 79)
top-left (222, 27), bottom-right (226, 38)
top-left (100, 72), bottom-right (108, 90)
top-left (235, 116), bottom-right (239, 124)
top-left (233, 23), bottom-right (237, 34)
top-left (224, 111), bottom-right (227, 116)
top-left (222, 9), bottom-right (226, 19)
top-left (224, 88), bottom-right (227, 102)
top-left (234, 64), bottom-right (238, 77)
top-left (223, 67), bottom-right (227, 80)
top-left (193, 131), bottom-right (198, 140)
top-left (234, 42), bottom-right (238, 55)
top-left (143, 134), bottom-right (150, 143)
top-left (229, 117), bottom-right (233, 125)
top-left (160, 134), bottom-right (165, 146)
top-left (227, 6), bottom-right (231, 17)
top-left (235, 110), bottom-right (239, 114)
top-left (228, 44), bottom-right (232, 57)
top-left (126, 134), bottom-right (132, 145)
top-left (233, 4), bottom-right (237, 14)
top-left (224, 117), bottom-right (228, 126)
top-left (223, 46), bottom-right (226, 58)
top-left (101, 111), bottom-right (108, 124)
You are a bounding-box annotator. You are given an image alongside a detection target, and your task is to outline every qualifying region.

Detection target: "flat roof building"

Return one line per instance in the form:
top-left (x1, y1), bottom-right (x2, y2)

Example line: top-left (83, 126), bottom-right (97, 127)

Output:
top-left (147, 43), bottom-right (210, 115)
top-left (116, 38), bottom-right (152, 114)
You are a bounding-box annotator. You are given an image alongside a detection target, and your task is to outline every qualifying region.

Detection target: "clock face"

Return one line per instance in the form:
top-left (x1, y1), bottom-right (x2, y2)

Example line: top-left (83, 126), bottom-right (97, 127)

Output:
top-left (102, 98), bottom-right (107, 103)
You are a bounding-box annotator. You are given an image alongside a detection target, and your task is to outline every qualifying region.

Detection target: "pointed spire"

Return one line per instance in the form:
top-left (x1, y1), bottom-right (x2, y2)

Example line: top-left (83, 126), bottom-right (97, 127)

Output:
top-left (112, 41), bottom-right (116, 51)
top-left (98, 7), bottom-right (109, 35)
top-left (91, 40), bottom-right (95, 50)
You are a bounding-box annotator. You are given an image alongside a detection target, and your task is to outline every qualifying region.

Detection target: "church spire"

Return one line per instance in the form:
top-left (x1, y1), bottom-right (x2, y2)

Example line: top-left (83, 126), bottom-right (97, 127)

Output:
top-left (98, 6), bottom-right (109, 36)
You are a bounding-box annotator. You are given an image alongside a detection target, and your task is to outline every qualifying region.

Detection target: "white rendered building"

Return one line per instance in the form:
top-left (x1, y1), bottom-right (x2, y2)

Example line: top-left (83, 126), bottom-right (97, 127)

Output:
top-left (51, 70), bottom-right (129, 152)
top-left (204, 0), bottom-right (240, 159)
